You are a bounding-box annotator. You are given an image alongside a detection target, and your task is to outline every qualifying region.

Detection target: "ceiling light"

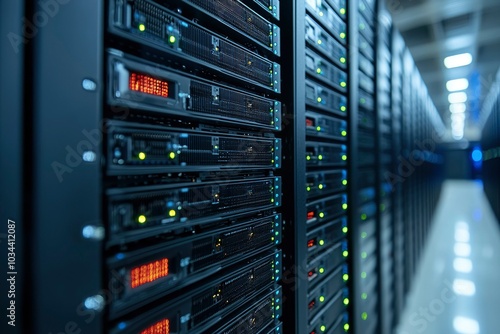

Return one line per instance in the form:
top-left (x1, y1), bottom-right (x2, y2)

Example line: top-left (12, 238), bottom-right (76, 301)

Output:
top-left (455, 221), bottom-right (468, 230)
top-left (449, 92), bottom-right (467, 104)
top-left (453, 316), bottom-right (479, 333)
top-left (446, 78), bottom-right (469, 92)
top-left (444, 53), bottom-right (473, 68)
top-left (450, 103), bottom-right (466, 113)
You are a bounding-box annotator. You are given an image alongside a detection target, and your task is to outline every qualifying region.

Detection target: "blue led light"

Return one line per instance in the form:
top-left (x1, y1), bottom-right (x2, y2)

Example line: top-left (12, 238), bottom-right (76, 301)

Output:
top-left (472, 149), bottom-right (482, 162)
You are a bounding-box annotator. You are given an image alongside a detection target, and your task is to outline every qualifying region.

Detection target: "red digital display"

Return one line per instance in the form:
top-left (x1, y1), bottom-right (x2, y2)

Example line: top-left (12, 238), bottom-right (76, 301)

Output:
top-left (130, 258), bottom-right (169, 289)
top-left (307, 238), bottom-right (316, 248)
top-left (307, 211), bottom-right (315, 220)
top-left (140, 319), bottom-right (170, 334)
top-left (129, 72), bottom-right (170, 98)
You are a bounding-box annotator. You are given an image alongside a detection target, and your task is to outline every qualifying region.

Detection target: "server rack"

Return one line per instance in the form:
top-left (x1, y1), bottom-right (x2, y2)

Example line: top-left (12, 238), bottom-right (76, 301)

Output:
top-left (376, 8), bottom-right (394, 334)
top-left (390, 30), bottom-right (406, 321)
top-left (303, 0), bottom-right (350, 333)
top-left (481, 69), bottom-right (500, 221)
top-left (103, 1), bottom-right (284, 333)
top-left (1, 1), bottom-right (449, 334)
top-left (352, 1), bottom-right (379, 333)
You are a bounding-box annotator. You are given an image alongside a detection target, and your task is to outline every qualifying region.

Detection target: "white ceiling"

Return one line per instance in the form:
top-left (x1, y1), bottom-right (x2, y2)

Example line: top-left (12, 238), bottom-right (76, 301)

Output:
top-left (387, 0), bottom-right (500, 140)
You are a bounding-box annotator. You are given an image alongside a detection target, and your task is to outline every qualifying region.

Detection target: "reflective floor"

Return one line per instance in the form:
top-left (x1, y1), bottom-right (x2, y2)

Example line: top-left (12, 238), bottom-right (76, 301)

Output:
top-left (396, 180), bottom-right (500, 334)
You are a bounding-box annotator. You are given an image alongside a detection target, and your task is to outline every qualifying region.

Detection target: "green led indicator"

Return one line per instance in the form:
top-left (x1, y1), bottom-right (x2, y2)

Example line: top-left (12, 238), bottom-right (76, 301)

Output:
top-left (361, 213), bottom-right (367, 220)
top-left (318, 184), bottom-right (324, 190)
top-left (343, 273), bottom-right (349, 281)
top-left (342, 154), bottom-right (347, 161)
top-left (138, 215), bottom-right (147, 224)
top-left (318, 155), bottom-right (323, 160)
top-left (307, 186), bottom-right (311, 192)
top-left (340, 8), bottom-right (346, 15)
top-left (362, 312), bottom-right (368, 320)
top-left (361, 293), bottom-right (367, 300)
top-left (340, 81), bottom-right (347, 87)
top-left (316, 126), bottom-right (321, 131)
top-left (344, 323), bottom-right (350, 331)
top-left (320, 325), bottom-right (326, 332)
top-left (319, 239), bottom-right (325, 246)
top-left (276, 305), bottom-right (280, 310)
top-left (169, 35), bottom-right (176, 44)
top-left (340, 32), bottom-right (346, 39)
top-left (316, 68), bottom-right (322, 74)
top-left (169, 152), bottom-right (176, 159)
top-left (342, 226), bottom-right (348, 233)
top-left (306, 156), bottom-right (311, 161)
top-left (319, 267), bottom-right (325, 274)
top-left (317, 39), bottom-right (323, 45)
top-left (319, 212), bottom-right (325, 218)
top-left (341, 130), bottom-right (347, 136)
top-left (342, 203), bottom-right (348, 210)
top-left (343, 298), bottom-right (349, 305)
top-left (317, 97), bottom-right (322, 103)
top-left (341, 106), bottom-right (347, 112)
top-left (343, 250), bottom-right (349, 257)
top-left (361, 271), bottom-right (367, 278)
top-left (319, 295), bottom-right (325, 302)
top-left (361, 231), bottom-right (367, 238)
top-left (138, 24), bottom-right (146, 32)
top-left (342, 179), bottom-right (348, 185)
top-left (361, 251), bottom-right (367, 259)
top-left (138, 152), bottom-right (146, 160)
top-left (340, 57), bottom-right (346, 63)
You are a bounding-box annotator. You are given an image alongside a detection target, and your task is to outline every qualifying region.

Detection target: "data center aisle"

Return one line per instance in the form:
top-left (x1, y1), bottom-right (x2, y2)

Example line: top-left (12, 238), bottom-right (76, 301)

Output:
top-left (396, 180), bottom-right (500, 334)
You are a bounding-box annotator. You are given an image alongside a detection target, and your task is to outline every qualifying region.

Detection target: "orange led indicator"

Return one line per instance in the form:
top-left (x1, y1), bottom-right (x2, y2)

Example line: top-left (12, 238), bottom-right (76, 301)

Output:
top-left (129, 72), bottom-right (169, 98)
top-left (130, 258), bottom-right (169, 289)
top-left (140, 319), bottom-right (170, 334)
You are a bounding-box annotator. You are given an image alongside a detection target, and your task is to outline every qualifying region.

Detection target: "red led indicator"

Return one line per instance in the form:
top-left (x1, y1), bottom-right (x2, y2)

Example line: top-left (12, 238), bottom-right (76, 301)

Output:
top-left (307, 211), bottom-right (315, 220)
top-left (308, 300), bottom-right (316, 309)
top-left (129, 72), bottom-right (170, 98)
top-left (130, 258), bottom-right (169, 289)
top-left (140, 319), bottom-right (170, 334)
top-left (307, 238), bottom-right (316, 248)
top-left (306, 118), bottom-right (315, 127)
top-left (308, 270), bottom-right (314, 277)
